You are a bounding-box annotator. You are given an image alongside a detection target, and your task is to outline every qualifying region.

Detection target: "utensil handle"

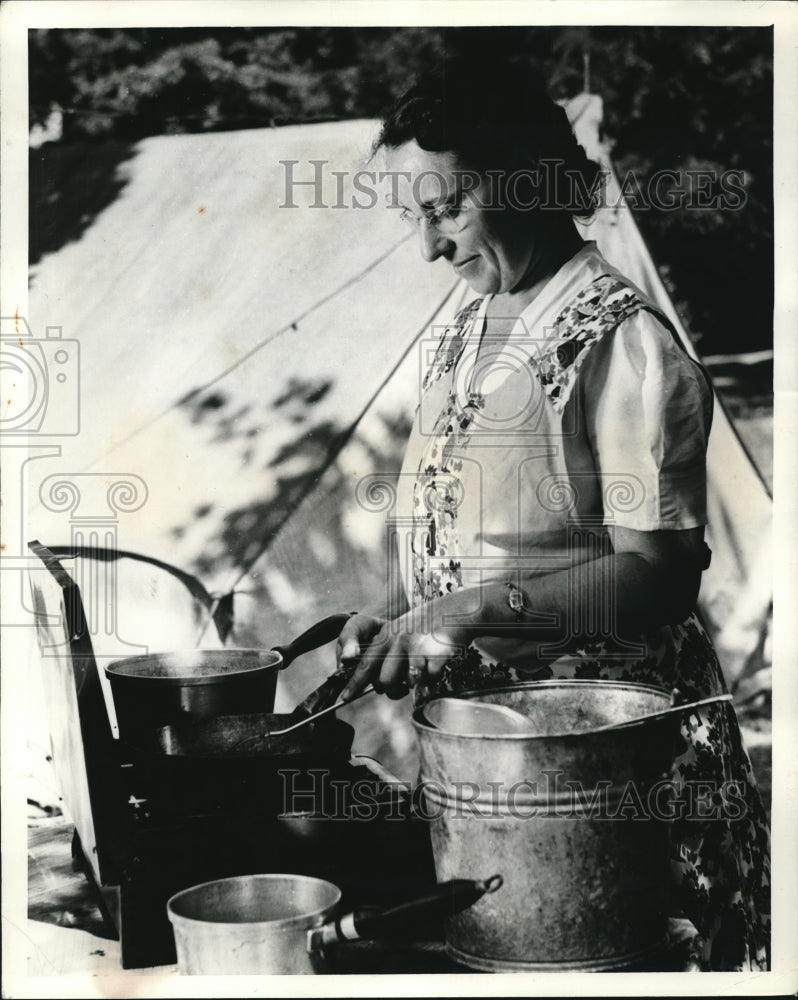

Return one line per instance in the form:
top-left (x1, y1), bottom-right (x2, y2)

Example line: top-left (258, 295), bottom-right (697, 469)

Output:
top-left (592, 693), bottom-right (733, 733)
top-left (311, 875), bottom-right (503, 949)
top-left (272, 614), bottom-right (353, 671)
top-left (224, 685), bottom-right (375, 751)
top-left (273, 685), bottom-right (375, 737)
top-left (293, 662), bottom-right (357, 718)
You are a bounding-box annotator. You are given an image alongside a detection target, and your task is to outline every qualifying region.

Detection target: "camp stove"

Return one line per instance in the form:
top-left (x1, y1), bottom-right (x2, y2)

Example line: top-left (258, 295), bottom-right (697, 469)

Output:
top-left (29, 542), bottom-right (434, 969)
top-left (103, 753), bottom-right (430, 968)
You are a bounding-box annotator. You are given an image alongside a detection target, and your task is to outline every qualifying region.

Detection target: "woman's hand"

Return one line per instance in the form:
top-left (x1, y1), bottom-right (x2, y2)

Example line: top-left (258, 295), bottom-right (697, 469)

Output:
top-left (339, 606), bottom-right (472, 700)
top-left (336, 613), bottom-right (386, 672)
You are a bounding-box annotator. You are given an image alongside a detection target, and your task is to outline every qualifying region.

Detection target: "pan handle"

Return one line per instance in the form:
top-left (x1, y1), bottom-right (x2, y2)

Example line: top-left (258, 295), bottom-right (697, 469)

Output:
top-left (308, 875), bottom-right (503, 952)
top-left (272, 614), bottom-right (354, 671)
top-left (291, 661), bottom-right (357, 719)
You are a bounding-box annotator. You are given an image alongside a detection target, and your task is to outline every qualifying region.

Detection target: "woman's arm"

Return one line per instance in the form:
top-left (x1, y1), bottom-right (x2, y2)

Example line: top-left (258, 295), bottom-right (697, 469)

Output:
top-left (339, 308), bottom-right (713, 699)
top-left (340, 524), bottom-right (707, 699)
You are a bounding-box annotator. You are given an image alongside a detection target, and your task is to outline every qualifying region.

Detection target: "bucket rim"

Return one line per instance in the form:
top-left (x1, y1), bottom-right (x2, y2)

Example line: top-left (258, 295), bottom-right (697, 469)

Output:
top-left (412, 678), bottom-right (672, 741)
top-left (166, 873), bottom-right (342, 932)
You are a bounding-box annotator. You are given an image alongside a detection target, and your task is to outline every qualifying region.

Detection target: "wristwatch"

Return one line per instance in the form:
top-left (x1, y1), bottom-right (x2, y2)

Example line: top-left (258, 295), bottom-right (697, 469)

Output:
top-left (506, 582), bottom-right (529, 616)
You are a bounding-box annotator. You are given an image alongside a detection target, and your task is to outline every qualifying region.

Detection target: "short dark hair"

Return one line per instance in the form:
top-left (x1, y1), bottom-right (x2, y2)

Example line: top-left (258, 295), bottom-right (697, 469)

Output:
top-left (373, 58), bottom-right (604, 218)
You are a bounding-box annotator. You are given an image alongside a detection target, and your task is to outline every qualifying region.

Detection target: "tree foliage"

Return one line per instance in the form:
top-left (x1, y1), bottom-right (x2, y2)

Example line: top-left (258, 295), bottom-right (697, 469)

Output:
top-left (29, 26), bottom-right (773, 354)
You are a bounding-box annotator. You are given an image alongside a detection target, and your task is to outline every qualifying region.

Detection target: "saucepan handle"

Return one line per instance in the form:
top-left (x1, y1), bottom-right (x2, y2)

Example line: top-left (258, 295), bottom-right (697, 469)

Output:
top-left (272, 614), bottom-right (354, 671)
top-left (307, 875), bottom-right (503, 952)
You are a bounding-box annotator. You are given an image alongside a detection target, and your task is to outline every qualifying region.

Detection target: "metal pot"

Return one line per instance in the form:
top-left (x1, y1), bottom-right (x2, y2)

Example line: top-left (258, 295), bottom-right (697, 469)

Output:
top-left (166, 872), bottom-right (502, 975)
top-left (168, 874), bottom-right (341, 975)
top-left (413, 680), bottom-right (683, 972)
top-left (106, 614), bottom-right (350, 739)
top-left (126, 712), bottom-right (356, 817)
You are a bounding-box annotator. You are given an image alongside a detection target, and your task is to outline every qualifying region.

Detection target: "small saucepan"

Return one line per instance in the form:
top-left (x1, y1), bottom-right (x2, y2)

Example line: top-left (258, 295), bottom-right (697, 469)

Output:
top-left (105, 614), bottom-right (351, 739)
top-left (167, 872), bottom-right (504, 975)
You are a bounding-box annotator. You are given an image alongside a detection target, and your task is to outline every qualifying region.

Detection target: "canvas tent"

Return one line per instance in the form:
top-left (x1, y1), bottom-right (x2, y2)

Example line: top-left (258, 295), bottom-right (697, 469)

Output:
top-left (567, 93), bottom-right (773, 697)
top-left (22, 97), bottom-right (772, 780)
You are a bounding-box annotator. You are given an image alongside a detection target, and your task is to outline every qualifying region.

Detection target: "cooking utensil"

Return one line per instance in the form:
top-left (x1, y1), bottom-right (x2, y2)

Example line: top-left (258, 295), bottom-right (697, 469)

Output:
top-left (225, 685), bottom-right (375, 753)
top-left (290, 657), bottom-right (361, 719)
top-left (129, 655), bottom-right (374, 776)
top-left (166, 872), bottom-right (503, 975)
top-left (589, 693), bottom-right (733, 733)
top-left (125, 712), bottom-right (356, 817)
top-left (422, 692), bottom-right (733, 737)
top-left (123, 654), bottom-right (367, 816)
top-left (422, 697), bottom-right (534, 735)
top-left (123, 657), bottom-right (367, 815)
top-left (106, 614), bottom-right (351, 738)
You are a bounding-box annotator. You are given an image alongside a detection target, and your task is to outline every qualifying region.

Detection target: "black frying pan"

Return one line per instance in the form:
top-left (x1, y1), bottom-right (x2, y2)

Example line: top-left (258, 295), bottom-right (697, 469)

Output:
top-left (125, 710), bottom-right (356, 818)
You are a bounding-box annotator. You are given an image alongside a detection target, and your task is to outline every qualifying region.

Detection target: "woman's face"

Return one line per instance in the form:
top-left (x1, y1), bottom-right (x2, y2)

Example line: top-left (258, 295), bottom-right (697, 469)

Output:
top-left (382, 141), bottom-right (541, 296)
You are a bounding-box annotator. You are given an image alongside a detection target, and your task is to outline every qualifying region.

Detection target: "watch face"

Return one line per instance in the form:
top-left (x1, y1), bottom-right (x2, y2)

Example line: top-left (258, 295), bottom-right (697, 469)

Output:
top-left (508, 587), bottom-right (524, 613)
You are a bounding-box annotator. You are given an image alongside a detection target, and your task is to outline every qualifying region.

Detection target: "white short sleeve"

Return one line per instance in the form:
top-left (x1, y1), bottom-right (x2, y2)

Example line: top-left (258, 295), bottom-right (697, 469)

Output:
top-left (578, 309), bottom-right (712, 530)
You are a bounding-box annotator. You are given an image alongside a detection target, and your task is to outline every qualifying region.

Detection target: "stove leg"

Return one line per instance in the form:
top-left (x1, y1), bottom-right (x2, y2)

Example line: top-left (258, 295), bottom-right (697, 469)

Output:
top-left (71, 829), bottom-right (121, 938)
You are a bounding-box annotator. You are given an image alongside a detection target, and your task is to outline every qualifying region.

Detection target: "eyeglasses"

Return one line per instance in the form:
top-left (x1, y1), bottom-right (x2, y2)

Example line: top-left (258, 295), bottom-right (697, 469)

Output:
top-left (395, 196), bottom-right (471, 235)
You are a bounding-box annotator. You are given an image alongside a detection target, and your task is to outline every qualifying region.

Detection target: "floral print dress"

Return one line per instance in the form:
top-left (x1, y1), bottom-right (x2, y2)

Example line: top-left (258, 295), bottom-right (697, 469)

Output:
top-left (395, 243), bottom-right (770, 970)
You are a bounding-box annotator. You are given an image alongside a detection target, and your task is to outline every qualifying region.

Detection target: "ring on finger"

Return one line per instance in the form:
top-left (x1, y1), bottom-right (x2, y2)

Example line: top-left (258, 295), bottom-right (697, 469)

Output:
top-left (408, 666), bottom-right (425, 689)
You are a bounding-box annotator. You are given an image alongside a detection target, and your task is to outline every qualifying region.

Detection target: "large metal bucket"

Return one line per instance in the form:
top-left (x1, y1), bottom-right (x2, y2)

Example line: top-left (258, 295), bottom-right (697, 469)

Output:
top-left (412, 680), bottom-right (680, 971)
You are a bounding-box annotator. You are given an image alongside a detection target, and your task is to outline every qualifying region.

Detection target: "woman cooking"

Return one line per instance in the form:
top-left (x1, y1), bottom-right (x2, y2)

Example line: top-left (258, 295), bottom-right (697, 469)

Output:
top-left (336, 59), bottom-right (770, 971)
